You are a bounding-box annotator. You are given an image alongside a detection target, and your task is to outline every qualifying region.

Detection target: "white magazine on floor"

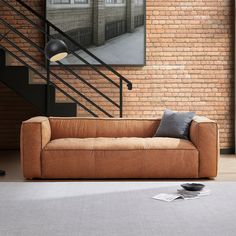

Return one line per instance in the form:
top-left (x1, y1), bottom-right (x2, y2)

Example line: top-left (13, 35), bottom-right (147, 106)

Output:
top-left (152, 189), bottom-right (211, 202)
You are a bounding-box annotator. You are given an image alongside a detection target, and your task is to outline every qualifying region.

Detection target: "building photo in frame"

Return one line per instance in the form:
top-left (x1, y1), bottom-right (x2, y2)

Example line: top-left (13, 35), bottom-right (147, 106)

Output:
top-left (46, 0), bottom-right (146, 65)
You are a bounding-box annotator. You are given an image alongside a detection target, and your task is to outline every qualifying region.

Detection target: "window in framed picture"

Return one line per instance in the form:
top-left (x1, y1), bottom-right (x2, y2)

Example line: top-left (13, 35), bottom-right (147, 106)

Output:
top-left (46, 0), bottom-right (146, 65)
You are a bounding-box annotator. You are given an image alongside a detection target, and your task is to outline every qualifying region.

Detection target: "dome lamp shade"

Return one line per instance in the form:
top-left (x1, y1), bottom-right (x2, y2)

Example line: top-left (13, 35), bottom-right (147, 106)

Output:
top-left (45, 39), bottom-right (68, 62)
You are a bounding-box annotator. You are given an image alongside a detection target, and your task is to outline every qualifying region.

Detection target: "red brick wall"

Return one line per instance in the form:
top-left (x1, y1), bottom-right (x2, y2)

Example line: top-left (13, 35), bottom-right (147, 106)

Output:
top-left (0, 0), bottom-right (234, 149)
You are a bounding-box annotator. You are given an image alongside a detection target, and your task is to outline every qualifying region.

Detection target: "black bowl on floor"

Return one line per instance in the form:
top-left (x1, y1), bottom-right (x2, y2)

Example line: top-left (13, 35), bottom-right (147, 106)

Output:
top-left (181, 183), bottom-right (205, 191)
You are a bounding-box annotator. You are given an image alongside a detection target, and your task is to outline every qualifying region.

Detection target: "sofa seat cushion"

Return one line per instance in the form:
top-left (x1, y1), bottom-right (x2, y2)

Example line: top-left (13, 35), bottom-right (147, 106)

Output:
top-left (41, 137), bottom-right (199, 179)
top-left (44, 137), bottom-right (197, 151)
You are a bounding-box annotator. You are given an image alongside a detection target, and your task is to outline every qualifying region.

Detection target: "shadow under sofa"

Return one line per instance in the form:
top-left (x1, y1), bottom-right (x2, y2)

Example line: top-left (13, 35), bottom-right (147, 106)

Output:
top-left (20, 116), bottom-right (219, 179)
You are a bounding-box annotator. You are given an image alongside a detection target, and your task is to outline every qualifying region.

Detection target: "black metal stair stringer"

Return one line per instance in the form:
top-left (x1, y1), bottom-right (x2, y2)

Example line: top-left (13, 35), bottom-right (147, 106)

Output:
top-left (2, 65), bottom-right (46, 114)
top-left (0, 49), bottom-right (77, 116)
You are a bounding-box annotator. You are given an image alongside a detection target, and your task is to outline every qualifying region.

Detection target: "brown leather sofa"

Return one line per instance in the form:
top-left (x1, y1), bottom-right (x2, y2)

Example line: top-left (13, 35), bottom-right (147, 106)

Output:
top-left (20, 116), bottom-right (219, 179)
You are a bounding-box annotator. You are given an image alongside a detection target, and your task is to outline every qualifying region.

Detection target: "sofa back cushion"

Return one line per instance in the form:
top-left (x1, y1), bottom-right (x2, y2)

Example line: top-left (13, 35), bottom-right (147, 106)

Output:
top-left (49, 117), bottom-right (160, 139)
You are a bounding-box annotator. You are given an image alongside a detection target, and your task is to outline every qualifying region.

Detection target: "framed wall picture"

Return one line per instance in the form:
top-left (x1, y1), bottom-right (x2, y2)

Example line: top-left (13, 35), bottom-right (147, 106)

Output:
top-left (46, 0), bottom-right (146, 65)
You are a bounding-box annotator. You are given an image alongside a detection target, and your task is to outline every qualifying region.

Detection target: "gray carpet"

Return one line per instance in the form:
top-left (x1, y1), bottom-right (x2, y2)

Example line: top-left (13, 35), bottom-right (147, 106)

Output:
top-left (0, 182), bottom-right (235, 236)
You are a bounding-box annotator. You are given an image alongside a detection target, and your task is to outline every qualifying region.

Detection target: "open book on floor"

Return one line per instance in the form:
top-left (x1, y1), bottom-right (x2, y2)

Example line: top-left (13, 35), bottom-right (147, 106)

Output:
top-left (152, 189), bottom-right (211, 202)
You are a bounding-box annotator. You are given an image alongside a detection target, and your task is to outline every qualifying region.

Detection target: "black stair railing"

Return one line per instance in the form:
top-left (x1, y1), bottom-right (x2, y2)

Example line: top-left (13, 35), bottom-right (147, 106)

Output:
top-left (0, 44), bottom-right (98, 117)
top-left (0, 0), bottom-right (133, 118)
top-left (0, 18), bottom-right (119, 113)
top-left (0, 30), bottom-right (114, 117)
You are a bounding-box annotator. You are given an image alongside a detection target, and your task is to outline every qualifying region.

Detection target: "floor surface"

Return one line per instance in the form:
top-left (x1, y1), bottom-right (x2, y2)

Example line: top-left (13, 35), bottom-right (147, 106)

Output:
top-left (0, 181), bottom-right (236, 236)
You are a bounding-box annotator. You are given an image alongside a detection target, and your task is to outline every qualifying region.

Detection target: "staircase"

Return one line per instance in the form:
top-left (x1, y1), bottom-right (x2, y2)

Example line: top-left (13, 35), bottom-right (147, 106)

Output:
top-left (0, 0), bottom-right (132, 117)
top-left (0, 49), bottom-right (76, 116)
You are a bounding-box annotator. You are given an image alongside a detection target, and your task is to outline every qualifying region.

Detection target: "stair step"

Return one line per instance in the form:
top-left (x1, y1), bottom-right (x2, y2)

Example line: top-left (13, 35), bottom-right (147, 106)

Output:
top-left (4, 66), bottom-right (32, 86)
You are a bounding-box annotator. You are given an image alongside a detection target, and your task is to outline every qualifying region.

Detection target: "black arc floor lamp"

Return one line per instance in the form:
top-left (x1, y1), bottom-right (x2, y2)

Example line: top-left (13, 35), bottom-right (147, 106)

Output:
top-left (0, 39), bottom-right (68, 177)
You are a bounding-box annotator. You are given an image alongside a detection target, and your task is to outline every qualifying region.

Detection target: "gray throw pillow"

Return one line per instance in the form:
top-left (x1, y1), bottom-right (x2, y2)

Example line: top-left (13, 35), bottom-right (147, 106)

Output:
top-left (154, 109), bottom-right (195, 140)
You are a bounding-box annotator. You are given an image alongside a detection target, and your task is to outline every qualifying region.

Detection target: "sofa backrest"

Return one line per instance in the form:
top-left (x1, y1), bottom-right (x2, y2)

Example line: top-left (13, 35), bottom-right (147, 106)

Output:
top-left (49, 117), bottom-right (160, 139)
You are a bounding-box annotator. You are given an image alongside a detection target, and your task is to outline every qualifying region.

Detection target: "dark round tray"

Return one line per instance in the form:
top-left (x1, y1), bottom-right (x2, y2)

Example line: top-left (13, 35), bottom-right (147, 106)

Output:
top-left (181, 183), bottom-right (205, 191)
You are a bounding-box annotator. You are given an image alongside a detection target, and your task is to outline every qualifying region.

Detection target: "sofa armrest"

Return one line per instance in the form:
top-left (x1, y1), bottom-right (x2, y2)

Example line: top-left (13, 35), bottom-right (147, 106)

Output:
top-left (190, 116), bottom-right (219, 178)
top-left (20, 116), bottom-right (51, 179)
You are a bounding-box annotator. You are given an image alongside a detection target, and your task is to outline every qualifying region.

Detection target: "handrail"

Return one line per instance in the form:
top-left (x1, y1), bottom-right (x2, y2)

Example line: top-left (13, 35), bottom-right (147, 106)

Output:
top-left (0, 31), bottom-right (113, 117)
top-left (15, 0), bottom-right (132, 90)
top-left (0, 17), bottom-right (120, 109)
top-left (0, 45), bottom-right (98, 117)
